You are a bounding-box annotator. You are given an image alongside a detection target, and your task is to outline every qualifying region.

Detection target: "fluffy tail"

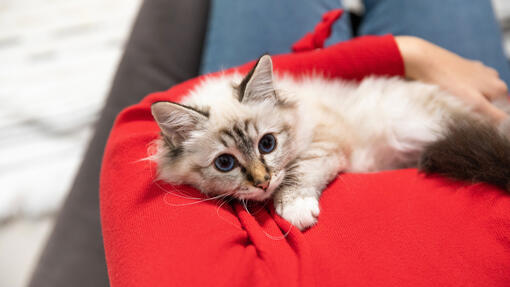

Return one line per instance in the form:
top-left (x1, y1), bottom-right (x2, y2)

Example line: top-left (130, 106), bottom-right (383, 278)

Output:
top-left (419, 117), bottom-right (510, 192)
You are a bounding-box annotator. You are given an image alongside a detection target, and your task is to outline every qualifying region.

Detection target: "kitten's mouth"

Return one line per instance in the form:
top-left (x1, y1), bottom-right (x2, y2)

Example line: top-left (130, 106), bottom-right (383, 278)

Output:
top-left (236, 170), bottom-right (285, 201)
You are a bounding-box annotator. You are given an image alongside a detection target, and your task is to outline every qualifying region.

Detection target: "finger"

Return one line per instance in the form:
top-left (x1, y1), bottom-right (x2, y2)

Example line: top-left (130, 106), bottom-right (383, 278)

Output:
top-left (484, 66), bottom-right (499, 78)
top-left (477, 97), bottom-right (508, 124)
top-left (479, 78), bottom-right (509, 101)
top-left (485, 66), bottom-right (499, 77)
top-left (492, 78), bottom-right (509, 98)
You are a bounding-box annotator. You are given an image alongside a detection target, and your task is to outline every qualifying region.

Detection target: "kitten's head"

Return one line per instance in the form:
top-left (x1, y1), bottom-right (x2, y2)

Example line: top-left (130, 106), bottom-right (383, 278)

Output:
top-left (151, 55), bottom-right (301, 201)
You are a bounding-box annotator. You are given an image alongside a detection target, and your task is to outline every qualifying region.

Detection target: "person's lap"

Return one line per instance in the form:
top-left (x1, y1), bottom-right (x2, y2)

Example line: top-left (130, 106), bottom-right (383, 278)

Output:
top-left (199, 0), bottom-right (350, 74)
top-left (360, 0), bottom-right (510, 86)
top-left (200, 0), bottom-right (510, 86)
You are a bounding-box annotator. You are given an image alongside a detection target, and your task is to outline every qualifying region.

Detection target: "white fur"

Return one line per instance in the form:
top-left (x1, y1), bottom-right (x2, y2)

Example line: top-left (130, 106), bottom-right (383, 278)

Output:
top-left (274, 75), bottom-right (468, 171)
top-left (275, 195), bottom-right (320, 230)
top-left (341, 0), bottom-right (365, 14)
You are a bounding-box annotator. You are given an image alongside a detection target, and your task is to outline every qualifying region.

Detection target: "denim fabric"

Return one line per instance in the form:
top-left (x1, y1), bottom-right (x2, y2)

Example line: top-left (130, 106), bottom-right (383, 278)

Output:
top-left (360, 0), bottom-right (510, 85)
top-left (201, 0), bottom-right (510, 86)
top-left (199, 0), bottom-right (351, 74)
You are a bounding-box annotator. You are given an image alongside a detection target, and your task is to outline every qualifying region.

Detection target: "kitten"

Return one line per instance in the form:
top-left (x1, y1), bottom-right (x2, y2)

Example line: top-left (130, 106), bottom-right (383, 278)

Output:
top-left (150, 55), bottom-right (510, 230)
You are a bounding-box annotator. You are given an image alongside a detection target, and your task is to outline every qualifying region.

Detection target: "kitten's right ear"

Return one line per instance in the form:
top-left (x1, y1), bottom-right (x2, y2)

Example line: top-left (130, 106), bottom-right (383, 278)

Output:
top-left (151, 101), bottom-right (207, 145)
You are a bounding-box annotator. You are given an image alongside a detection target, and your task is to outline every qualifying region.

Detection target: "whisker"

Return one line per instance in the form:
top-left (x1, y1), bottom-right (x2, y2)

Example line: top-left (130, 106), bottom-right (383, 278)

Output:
top-left (262, 224), bottom-right (293, 240)
top-left (157, 183), bottom-right (202, 199)
top-left (215, 196), bottom-right (243, 230)
top-left (157, 182), bottom-right (206, 200)
top-left (163, 193), bottom-right (229, 206)
top-left (216, 196), bottom-right (232, 214)
top-left (241, 198), bottom-right (250, 215)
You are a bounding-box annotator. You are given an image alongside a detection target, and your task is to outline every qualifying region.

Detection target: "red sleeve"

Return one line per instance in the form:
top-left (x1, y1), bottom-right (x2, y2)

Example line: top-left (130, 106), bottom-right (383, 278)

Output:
top-left (100, 35), bottom-right (510, 287)
top-left (272, 34), bottom-right (404, 80)
top-left (137, 35), bottom-right (404, 106)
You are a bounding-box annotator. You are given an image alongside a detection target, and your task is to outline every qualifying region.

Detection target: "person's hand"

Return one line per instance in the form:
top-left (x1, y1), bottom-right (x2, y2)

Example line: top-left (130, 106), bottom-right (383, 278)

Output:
top-left (395, 36), bottom-right (509, 124)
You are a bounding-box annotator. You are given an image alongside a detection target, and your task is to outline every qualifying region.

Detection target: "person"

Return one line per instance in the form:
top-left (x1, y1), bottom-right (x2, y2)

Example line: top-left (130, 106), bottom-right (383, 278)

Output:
top-left (98, 1), bottom-right (510, 286)
top-left (201, 0), bottom-right (510, 123)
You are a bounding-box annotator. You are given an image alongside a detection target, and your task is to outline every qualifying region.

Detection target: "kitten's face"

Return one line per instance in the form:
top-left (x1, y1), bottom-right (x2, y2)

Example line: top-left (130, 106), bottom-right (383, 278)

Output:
top-left (152, 55), bottom-right (300, 201)
top-left (182, 103), bottom-right (296, 200)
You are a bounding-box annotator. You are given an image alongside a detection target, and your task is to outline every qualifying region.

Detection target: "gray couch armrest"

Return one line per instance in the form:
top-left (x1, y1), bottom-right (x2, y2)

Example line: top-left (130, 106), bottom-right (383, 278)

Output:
top-left (27, 0), bottom-right (210, 286)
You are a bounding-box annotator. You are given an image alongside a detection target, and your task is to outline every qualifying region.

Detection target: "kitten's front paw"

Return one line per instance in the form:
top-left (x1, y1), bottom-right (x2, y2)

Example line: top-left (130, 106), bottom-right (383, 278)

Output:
top-left (275, 197), bottom-right (320, 231)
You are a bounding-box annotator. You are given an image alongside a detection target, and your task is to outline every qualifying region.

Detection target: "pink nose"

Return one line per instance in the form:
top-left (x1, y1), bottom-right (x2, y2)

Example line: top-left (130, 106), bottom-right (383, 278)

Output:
top-left (255, 175), bottom-right (271, 190)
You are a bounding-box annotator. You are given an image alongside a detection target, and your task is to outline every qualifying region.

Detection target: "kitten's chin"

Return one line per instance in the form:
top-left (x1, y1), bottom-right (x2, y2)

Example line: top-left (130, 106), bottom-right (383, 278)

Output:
top-left (237, 188), bottom-right (274, 201)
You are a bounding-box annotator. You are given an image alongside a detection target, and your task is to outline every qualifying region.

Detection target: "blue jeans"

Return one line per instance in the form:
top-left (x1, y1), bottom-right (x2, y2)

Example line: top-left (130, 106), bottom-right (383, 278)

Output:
top-left (199, 0), bottom-right (350, 74)
top-left (200, 0), bottom-right (510, 86)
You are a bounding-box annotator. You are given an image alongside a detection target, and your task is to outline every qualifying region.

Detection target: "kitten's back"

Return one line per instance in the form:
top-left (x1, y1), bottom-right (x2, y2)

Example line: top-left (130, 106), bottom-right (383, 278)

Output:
top-left (278, 76), bottom-right (470, 171)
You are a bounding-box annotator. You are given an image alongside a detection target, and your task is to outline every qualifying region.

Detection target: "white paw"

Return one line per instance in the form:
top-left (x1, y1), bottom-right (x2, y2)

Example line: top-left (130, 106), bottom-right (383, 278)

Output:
top-left (275, 197), bottom-right (320, 230)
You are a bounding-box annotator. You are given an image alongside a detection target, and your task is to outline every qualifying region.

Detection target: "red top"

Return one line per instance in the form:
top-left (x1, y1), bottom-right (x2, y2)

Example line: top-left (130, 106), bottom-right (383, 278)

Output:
top-left (100, 35), bottom-right (510, 287)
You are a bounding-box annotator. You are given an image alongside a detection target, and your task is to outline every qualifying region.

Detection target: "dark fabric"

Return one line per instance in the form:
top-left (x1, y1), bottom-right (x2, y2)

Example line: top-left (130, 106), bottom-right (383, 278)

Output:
top-left (27, 0), bottom-right (210, 286)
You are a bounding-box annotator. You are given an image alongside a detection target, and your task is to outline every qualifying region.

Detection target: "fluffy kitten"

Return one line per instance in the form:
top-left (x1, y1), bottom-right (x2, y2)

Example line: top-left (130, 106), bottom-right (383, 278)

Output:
top-left (150, 55), bottom-right (510, 230)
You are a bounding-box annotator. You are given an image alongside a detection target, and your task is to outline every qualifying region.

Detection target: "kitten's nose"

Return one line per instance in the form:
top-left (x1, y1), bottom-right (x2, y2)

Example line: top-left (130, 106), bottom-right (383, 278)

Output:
top-left (255, 175), bottom-right (271, 191)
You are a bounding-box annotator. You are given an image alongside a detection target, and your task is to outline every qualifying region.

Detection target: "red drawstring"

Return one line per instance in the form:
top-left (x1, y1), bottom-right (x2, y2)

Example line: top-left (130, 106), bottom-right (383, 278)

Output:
top-left (291, 9), bottom-right (344, 52)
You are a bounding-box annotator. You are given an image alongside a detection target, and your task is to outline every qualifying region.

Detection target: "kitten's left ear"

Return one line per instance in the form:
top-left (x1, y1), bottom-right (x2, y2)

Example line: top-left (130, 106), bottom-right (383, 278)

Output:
top-left (151, 101), bottom-right (207, 146)
top-left (238, 55), bottom-right (276, 104)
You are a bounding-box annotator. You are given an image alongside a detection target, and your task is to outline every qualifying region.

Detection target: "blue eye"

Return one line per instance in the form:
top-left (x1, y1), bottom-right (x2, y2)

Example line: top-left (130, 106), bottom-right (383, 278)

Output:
top-left (214, 154), bottom-right (236, 172)
top-left (258, 134), bottom-right (276, 154)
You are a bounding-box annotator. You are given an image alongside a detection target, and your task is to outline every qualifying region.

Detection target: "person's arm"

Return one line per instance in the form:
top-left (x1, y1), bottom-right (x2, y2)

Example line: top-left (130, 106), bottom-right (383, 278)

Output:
top-left (242, 34), bottom-right (405, 80)
top-left (395, 36), bottom-right (509, 124)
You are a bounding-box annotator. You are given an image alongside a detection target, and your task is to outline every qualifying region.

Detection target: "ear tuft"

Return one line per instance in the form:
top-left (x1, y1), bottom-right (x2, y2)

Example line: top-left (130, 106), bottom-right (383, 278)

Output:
top-left (151, 101), bottom-right (207, 145)
top-left (238, 55), bottom-right (276, 104)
